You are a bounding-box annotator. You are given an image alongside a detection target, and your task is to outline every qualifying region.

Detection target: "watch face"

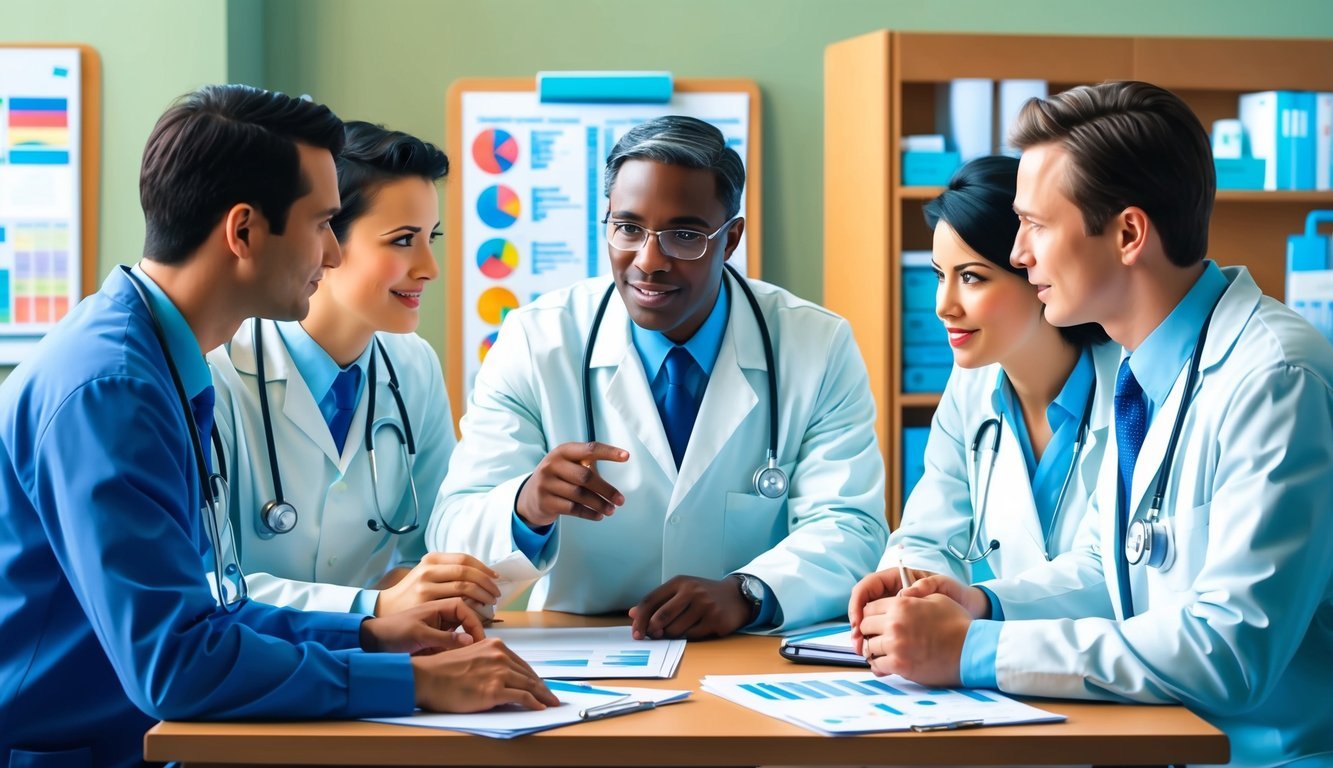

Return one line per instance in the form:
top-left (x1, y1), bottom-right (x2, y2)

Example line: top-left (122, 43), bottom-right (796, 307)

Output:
top-left (739, 574), bottom-right (762, 604)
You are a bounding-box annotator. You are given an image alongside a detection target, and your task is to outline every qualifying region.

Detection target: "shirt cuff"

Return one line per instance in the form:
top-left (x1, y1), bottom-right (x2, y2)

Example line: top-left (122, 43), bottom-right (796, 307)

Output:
top-left (740, 576), bottom-right (779, 630)
top-left (350, 589), bottom-right (379, 616)
top-left (976, 584), bottom-right (1005, 621)
top-left (511, 510), bottom-right (555, 562)
top-left (344, 652), bottom-right (416, 717)
top-left (960, 619), bottom-right (1002, 690)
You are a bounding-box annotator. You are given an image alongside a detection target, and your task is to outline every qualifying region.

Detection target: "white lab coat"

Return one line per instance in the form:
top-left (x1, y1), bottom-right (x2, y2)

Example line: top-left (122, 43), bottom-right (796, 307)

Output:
top-left (886, 342), bottom-right (1119, 618)
top-left (982, 267), bottom-right (1333, 768)
top-left (208, 319), bottom-right (455, 612)
top-left (429, 275), bottom-right (887, 631)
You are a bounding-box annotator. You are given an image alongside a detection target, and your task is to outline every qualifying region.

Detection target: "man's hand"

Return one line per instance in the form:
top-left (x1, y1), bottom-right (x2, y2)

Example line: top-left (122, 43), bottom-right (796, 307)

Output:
top-left (516, 442), bottom-right (629, 528)
top-left (628, 575), bottom-right (753, 640)
top-left (359, 597), bottom-right (485, 654)
top-left (375, 553), bottom-right (501, 617)
top-left (412, 638), bottom-right (560, 712)
top-left (858, 593), bottom-right (972, 686)
top-left (847, 566), bottom-right (935, 655)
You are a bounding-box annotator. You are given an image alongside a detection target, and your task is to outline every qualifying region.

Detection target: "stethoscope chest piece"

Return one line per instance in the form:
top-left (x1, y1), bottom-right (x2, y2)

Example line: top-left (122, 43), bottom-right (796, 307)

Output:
top-left (261, 499), bottom-right (298, 536)
top-left (1125, 516), bottom-right (1174, 570)
top-left (753, 457), bottom-right (788, 499)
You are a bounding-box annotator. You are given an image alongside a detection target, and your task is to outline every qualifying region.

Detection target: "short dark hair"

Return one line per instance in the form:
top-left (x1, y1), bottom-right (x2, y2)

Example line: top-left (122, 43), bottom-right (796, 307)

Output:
top-left (139, 84), bottom-right (345, 264)
top-left (603, 115), bottom-right (745, 219)
top-left (330, 121), bottom-right (449, 242)
top-left (925, 155), bottom-right (1109, 348)
top-left (1010, 80), bottom-right (1215, 268)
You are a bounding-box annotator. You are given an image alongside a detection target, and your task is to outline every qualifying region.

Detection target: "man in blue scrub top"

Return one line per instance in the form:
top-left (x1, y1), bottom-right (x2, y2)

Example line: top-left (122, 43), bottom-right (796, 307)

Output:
top-left (0, 84), bottom-right (554, 767)
top-left (856, 81), bottom-right (1333, 767)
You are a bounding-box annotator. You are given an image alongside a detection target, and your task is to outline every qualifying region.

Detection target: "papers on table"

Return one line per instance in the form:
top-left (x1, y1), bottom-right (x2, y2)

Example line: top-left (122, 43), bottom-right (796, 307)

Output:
top-left (366, 680), bottom-right (690, 739)
top-left (488, 625), bottom-right (685, 679)
top-left (479, 552), bottom-right (544, 620)
top-left (778, 623), bottom-right (868, 667)
top-left (702, 671), bottom-right (1064, 735)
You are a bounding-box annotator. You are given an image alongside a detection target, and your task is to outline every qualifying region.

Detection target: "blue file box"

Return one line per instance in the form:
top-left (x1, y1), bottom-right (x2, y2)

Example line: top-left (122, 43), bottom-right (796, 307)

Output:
top-left (902, 267), bottom-right (937, 311)
top-left (902, 151), bottom-right (961, 186)
top-left (903, 365), bottom-right (951, 393)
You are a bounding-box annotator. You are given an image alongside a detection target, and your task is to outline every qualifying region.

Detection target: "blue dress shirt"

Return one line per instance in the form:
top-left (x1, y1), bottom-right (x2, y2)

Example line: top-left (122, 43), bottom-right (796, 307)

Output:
top-left (961, 261), bottom-right (1230, 690)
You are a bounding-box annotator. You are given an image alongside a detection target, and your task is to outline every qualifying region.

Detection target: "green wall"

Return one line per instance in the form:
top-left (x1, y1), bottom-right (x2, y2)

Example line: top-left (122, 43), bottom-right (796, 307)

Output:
top-left (3, 0), bottom-right (1332, 383)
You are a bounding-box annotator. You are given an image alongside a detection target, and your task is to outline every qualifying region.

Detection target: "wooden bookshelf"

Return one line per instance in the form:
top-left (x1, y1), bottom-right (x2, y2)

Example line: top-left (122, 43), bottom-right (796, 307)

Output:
top-left (824, 30), bottom-right (1333, 526)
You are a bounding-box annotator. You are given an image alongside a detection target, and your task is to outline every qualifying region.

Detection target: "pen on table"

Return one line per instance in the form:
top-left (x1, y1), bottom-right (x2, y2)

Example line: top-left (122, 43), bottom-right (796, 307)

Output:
top-left (579, 698), bottom-right (656, 720)
top-left (897, 543), bottom-right (913, 590)
top-left (910, 719), bottom-right (984, 732)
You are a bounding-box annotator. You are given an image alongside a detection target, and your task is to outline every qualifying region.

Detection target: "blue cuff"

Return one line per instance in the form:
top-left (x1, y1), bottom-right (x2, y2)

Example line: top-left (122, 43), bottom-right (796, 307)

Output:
top-left (351, 589), bottom-right (379, 616)
top-left (298, 608), bottom-right (371, 651)
top-left (742, 578), bottom-right (779, 630)
top-left (960, 619), bottom-right (1002, 690)
top-left (344, 651), bottom-right (416, 717)
top-left (511, 510), bottom-right (554, 562)
top-left (976, 584), bottom-right (1005, 621)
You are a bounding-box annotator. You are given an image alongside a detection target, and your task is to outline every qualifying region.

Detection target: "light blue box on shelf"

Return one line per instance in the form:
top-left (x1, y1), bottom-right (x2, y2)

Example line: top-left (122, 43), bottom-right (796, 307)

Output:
top-left (902, 151), bottom-right (961, 186)
top-left (903, 365), bottom-right (951, 393)
top-left (902, 426), bottom-right (931, 503)
top-left (903, 267), bottom-right (937, 311)
top-left (902, 343), bottom-right (952, 367)
top-left (1214, 157), bottom-right (1266, 190)
top-left (902, 310), bottom-right (946, 346)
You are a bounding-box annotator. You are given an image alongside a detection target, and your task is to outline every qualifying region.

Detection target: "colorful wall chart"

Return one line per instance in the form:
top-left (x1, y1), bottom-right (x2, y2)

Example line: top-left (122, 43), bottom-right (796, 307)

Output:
top-left (457, 88), bottom-right (752, 396)
top-left (0, 48), bottom-right (84, 364)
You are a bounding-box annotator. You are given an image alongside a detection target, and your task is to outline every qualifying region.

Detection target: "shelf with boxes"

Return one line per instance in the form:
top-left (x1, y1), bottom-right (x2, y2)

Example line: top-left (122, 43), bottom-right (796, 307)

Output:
top-left (824, 30), bottom-right (1333, 527)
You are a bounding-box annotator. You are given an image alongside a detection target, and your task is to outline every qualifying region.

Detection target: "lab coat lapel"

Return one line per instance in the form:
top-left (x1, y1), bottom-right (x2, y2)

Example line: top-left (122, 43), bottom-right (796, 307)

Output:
top-left (1096, 424), bottom-right (1133, 620)
top-left (251, 319), bottom-right (345, 467)
top-left (991, 418), bottom-right (1046, 560)
top-left (1128, 353), bottom-right (1189, 515)
top-left (592, 296), bottom-right (678, 481)
top-left (673, 300), bottom-right (760, 507)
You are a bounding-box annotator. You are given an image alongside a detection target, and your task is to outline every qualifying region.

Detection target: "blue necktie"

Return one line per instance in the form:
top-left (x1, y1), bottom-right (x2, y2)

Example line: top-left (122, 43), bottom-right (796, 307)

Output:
top-left (660, 346), bottom-right (701, 468)
top-left (325, 367), bottom-right (361, 454)
top-left (1113, 359), bottom-right (1147, 619)
top-left (190, 385), bottom-right (216, 474)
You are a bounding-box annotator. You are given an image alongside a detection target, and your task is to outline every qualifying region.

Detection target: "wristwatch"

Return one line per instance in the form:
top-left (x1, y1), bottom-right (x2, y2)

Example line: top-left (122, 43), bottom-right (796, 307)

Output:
top-left (733, 573), bottom-right (764, 622)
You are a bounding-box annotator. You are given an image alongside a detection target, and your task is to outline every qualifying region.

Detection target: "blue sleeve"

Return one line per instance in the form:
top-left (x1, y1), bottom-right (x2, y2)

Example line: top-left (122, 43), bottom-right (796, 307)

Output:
top-left (350, 590), bottom-right (379, 617)
top-left (35, 376), bottom-right (416, 721)
top-left (743, 579), bottom-right (779, 630)
top-left (960, 620), bottom-right (1002, 689)
top-left (511, 509), bottom-right (554, 562)
top-left (976, 584), bottom-right (1005, 621)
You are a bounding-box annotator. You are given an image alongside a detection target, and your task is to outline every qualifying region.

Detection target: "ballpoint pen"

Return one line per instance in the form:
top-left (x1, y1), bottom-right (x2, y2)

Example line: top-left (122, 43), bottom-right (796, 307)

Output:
top-left (910, 719), bottom-right (984, 732)
top-left (578, 698), bottom-right (657, 720)
top-left (897, 543), bottom-right (913, 590)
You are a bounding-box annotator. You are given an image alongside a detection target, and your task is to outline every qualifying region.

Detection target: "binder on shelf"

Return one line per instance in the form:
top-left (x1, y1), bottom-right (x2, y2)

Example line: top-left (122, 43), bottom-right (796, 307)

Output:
top-left (902, 267), bottom-right (937, 311)
top-left (903, 426), bottom-right (930, 502)
top-left (997, 80), bottom-right (1047, 156)
top-left (1316, 93), bottom-right (1332, 191)
top-left (902, 311), bottom-right (946, 346)
top-left (936, 79), bottom-right (993, 164)
top-left (1287, 210), bottom-right (1333, 344)
top-left (903, 365), bottom-right (951, 393)
top-left (902, 343), bottom-right (952, 367)
top-left (1239, 90), bottom-right (1316, 190)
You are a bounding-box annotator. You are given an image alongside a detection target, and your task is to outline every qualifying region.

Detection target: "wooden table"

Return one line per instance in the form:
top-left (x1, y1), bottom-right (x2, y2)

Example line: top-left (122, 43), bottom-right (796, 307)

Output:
top-left (145, 611), bottom-right (1228, 766)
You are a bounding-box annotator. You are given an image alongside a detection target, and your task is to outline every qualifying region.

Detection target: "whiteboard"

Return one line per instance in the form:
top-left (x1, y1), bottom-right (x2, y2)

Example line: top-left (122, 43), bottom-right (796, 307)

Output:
top-left (0, 47), bottom-right (83, 364)
top-left (451, 86), bottom-right (756, 401)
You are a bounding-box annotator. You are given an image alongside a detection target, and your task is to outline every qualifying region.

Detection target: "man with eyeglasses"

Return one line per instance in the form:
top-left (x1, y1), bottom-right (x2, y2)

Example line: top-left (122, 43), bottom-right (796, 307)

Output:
top-left (431, 115), bottom-right (886, 639)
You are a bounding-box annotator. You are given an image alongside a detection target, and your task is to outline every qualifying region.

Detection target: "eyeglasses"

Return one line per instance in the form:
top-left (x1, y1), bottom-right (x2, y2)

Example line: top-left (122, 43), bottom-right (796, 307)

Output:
top-left (602, 215), bottom-right (741, 261)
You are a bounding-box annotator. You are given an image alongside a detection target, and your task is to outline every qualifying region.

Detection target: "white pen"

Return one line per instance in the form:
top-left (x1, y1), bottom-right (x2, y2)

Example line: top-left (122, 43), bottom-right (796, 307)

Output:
top-left (897, 543), bottom-right (913, 590)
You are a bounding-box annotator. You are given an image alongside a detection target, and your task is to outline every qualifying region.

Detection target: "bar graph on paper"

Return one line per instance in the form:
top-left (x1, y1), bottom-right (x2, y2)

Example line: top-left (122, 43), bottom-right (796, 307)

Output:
top-left (488, 626), bottom-right (686, 679)
top-left (702, 672), bottom-right (1065, 735)
top-left (0, 48), bottom-right (84, 363)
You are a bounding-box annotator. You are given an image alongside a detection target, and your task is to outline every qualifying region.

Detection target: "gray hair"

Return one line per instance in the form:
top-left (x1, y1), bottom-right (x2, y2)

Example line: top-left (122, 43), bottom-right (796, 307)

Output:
top-left (603, 115), bottom-right (745, 219)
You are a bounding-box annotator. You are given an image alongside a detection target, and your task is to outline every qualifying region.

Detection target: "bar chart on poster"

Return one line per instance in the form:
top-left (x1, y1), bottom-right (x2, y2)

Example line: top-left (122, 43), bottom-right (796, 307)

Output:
top-left (0, 46), bottom-right (93, 364)
top-left (445, 76), bottom-right (760, 407)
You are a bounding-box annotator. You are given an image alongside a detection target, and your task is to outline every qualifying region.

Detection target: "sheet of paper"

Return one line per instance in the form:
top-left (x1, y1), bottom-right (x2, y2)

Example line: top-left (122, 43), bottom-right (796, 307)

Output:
top-left (488, 625), bottom-right (685, 679)
top-left (702, 671), bottom-right (1064, 735)
top-left (365, 681), bottom-right (689, 739)
top-left (478, 551), bottom-right (544, 620)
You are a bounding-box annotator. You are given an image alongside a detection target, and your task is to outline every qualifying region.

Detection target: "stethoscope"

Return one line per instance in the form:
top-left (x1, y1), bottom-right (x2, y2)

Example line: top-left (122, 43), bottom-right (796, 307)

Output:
top-left (248, 320), bottom-right (421, 537)
top-left (582, 263), bottom-right (788, 499)
top-left (949, 377), bottom-right (1097, 564)
top-left (1123, 302), bottom-right (1219, 571)
top-left (123, 267), bottom-right (248, 610)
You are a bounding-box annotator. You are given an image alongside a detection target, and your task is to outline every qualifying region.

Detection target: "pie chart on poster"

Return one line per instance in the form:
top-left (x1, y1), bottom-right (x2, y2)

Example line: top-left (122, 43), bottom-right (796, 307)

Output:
top-left (472, 128), bottom-right (518, 174)
top-left (478, 331), bottom-right (499, 363)
top-left (476, 238), bottom-right (520, 279)
top-left (477, 184), bottom-right (521, 229)
top-left (477, 286), bottom-right (520, 326)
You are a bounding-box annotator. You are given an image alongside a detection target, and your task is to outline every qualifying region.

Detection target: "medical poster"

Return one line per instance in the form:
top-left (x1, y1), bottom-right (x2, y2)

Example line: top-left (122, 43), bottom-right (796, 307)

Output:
top-left (459, 90), bottom-right (750, 397)
top-left (0, 48), bottom-right (82, 364)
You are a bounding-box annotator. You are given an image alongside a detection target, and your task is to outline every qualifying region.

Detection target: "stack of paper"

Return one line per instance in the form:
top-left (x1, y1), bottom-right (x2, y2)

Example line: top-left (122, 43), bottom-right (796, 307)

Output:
top-left (367, 681), bottom-right (689, 738)
top-left (489, 626), bottom-right (686, 679)
top-left (702, 672), bottom-right (1064, 735)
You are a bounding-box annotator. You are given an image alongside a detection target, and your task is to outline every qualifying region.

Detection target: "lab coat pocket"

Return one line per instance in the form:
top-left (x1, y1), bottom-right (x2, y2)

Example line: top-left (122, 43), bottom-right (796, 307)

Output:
top-left (1159, 502), bottom-right (1211, 592)
top-left (8, 747), bottom-right (92, 768)
top-left (722, 491), bottom-right (786, 570)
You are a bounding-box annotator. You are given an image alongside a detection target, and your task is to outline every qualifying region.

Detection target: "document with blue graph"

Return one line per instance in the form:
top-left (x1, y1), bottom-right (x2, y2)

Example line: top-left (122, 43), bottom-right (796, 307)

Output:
top-left (489, 626), bottom-right (686, 679)
top-left (702, 672), bottom-right (1064, 734)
